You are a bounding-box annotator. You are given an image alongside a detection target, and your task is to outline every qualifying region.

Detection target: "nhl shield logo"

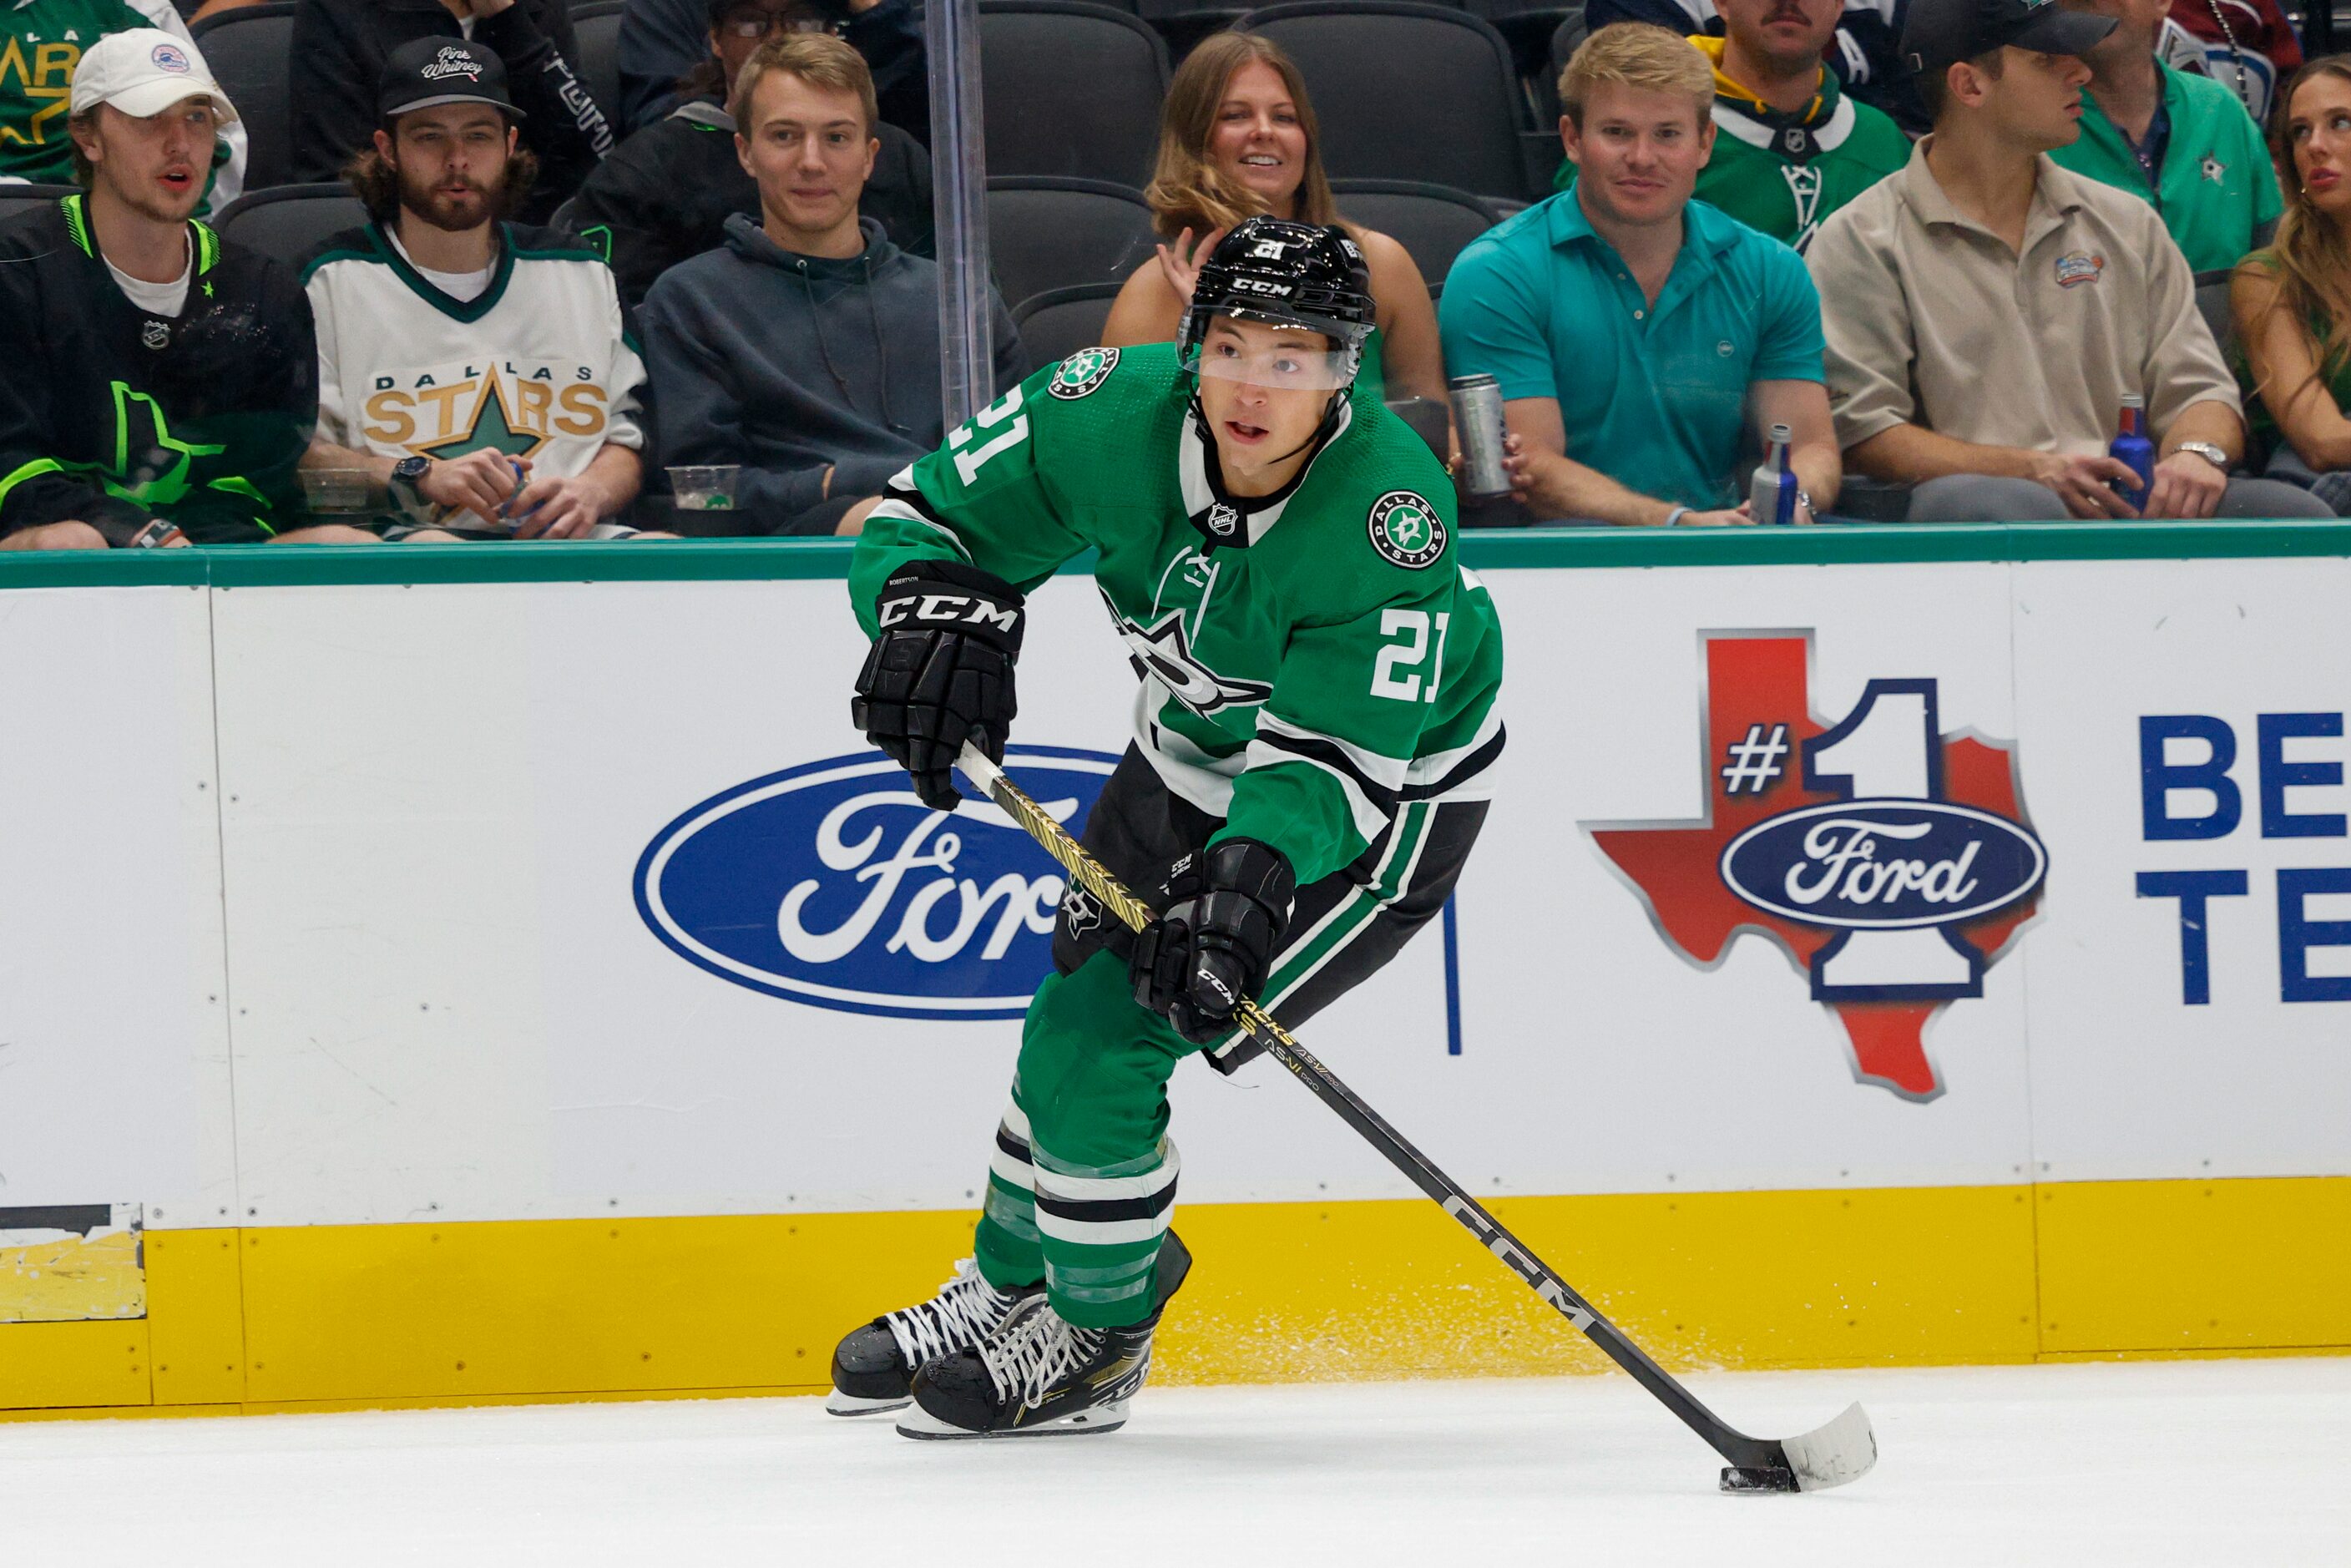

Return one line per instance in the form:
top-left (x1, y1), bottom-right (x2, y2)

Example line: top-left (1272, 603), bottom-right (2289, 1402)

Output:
top-left (1049, 346), bottom-right (1120, 400)
top-left (1367, 491), bottom-right (1445, 569)
top-left (141, 321), bottom-right (170, 351)
top-left (1206, 502), bottom-right (1241, 538)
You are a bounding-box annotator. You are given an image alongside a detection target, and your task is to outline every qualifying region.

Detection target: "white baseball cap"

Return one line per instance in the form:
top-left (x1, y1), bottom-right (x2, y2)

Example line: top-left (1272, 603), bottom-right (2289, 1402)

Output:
top-left (68, 29), bottom-right (240, 124)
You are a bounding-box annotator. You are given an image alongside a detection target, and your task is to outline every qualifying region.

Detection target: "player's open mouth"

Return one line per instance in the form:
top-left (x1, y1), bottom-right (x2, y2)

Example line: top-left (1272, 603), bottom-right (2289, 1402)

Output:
top-left (1224, 420), bottom-right (1269, 443)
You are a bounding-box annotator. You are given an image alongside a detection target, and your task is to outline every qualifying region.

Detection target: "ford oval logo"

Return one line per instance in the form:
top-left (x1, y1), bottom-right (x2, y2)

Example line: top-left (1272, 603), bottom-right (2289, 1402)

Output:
top-left (635, 747), bottom-right (1119, 1019)
top-left (1718, 799), bottom-right (2046, 931)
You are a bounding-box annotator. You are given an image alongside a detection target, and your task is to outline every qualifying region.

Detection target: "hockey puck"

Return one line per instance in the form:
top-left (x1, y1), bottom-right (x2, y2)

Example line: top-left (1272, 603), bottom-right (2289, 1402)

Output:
top-left (1719, 1465), bottom-right (1801, 1494)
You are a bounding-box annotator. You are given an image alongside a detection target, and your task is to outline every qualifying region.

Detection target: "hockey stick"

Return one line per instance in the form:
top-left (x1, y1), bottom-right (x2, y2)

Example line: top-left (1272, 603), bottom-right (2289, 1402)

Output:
top-left (957, 743), bottom-right (1878, 1494)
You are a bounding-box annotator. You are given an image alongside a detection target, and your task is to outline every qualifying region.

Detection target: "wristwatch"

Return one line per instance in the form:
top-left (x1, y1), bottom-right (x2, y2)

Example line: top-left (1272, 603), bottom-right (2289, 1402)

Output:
top-left (387, 454), bottom-right (432, 518)
top-left (2172, 442), bottom-right (2229, 471)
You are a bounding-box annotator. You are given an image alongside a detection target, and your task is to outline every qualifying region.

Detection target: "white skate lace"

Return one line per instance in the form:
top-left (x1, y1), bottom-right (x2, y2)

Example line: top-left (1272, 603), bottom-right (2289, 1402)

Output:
top-left (978, 1300), bottom-right (1102, 1407)
top-left (882, 1257), bottom-right (1024, 1370)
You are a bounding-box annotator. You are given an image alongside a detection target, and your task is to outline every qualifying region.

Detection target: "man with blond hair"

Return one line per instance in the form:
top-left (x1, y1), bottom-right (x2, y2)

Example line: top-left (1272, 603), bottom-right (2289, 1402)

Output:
top-left (1440, 23), bottom-right (1838, 525)
top-left (638, 33), bottom-right (1020, 535)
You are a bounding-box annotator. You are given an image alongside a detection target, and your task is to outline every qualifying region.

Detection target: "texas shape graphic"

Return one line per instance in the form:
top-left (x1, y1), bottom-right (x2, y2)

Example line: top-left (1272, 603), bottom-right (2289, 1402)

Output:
top-left (1585, 634), bottom-right (2041, 1100)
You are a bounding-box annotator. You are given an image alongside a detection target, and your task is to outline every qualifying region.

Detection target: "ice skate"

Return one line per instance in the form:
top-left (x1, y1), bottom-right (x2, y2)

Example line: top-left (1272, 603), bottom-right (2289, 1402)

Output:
top-left (897, 1232), bottom-right (1191, 1439)
top-left (827, 1257), bottom-right (1044, 1416)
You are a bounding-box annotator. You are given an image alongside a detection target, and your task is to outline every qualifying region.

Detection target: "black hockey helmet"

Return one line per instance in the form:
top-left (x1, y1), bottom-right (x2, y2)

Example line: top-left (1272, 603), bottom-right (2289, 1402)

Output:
top-left (1178, 217), bottom-right (1377, 390)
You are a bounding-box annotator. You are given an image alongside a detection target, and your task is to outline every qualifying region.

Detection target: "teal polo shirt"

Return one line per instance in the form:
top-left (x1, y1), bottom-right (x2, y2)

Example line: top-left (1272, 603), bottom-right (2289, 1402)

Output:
top-left (1438, 190), bottom-right (1826, 511)
top-left (2051, 63), bottom-right (2281, 275)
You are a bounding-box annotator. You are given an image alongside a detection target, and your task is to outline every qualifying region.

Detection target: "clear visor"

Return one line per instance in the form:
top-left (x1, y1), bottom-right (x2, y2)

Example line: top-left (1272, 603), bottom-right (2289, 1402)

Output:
top-left (1185, 328), bottom-right (1356, 392)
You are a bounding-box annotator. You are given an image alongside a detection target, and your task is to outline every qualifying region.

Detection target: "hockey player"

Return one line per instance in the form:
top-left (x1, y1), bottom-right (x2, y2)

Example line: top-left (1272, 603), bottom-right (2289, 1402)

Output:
top-left (831, 219), bottom-right (1504, 1439)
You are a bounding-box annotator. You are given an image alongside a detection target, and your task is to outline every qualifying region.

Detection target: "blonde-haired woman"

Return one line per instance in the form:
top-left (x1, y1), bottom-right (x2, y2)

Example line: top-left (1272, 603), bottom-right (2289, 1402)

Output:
top-left (2234, 55), bottom-right (2351, 510)
top-left (1100, 33), bottom-right (1448, 407)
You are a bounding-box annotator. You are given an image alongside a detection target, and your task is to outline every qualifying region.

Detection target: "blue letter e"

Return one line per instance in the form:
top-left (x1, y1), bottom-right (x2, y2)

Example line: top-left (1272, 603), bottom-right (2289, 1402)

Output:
top-left (2141, 716), bottom-right (2240, 841)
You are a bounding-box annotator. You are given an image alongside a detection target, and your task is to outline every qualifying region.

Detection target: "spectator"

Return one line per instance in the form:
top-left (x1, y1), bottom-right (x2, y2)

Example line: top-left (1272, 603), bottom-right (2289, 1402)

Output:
top-left (0, 32), bottom-right (362, 550)
top-left (1557, 0), bottom-right (1909, 252)
top-left (0, 2), bottom-right (245, 215)
top-left (615, 0), bottom-right (925, 142)
top-left (301, 38), bottom-right (649, 541)
top-left (2169, 0), bottom-right (2300, 122)
top-left (1440, 25), bottom-right (1839, 526)
top-left (2232, 57), bottom-right (2351, 510)
top-left (558, 0), bottom-right (932, 309)
top-left (2050, 0), bottom-right (2280, 272)
top-left (639, 34), bottom-right (1021, 537)
top-left (290, 0), bottom-right (614, 223)
top-left (1807, 0), bottom-right (2327, 519)
top-left (1586, 0), bottom-right (1928, 132)
top-left (1101, 33), bottom-right (1447, 408)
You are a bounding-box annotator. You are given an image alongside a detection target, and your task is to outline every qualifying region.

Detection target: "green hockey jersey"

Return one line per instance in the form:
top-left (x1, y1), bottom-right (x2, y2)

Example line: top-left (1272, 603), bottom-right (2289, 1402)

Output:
top-left (850, 342), bottom-right (1505, 888)
top-left (0, 1), bottom-right (245, 212)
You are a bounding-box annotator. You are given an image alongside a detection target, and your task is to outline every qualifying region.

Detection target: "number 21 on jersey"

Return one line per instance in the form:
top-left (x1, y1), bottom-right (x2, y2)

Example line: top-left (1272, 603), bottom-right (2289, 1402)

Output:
top-left (1372, 608), bottom-right (1449, 702)
top-left (949, 387), bottom-right (1029, 484)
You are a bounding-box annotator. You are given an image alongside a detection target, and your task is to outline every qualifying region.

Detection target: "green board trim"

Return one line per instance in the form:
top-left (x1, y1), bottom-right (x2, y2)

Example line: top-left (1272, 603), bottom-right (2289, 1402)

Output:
top-left (1, 520), bottom-right (2349, 593)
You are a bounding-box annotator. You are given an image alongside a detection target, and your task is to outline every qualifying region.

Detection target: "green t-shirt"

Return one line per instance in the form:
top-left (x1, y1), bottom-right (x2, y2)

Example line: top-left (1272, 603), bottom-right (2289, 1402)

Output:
top-left (851, 343), bottom-right (1505, 886)
top-left (1554, 43), bottom-right (1909, 255)
top-left (2050, 63), bottom-right (2282, 276)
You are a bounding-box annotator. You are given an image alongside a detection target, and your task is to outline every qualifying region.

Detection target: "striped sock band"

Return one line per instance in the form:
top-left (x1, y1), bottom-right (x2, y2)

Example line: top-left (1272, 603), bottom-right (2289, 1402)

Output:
top-left (1032, 1137), bottom-right (1180, 1328)
top-left (973, 1095), bottom-right (1045, 1289)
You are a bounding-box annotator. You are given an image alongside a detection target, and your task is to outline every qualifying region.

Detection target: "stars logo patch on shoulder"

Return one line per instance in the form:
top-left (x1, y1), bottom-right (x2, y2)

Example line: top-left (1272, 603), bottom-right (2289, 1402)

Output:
top-left (1049, 346), bottom-right (1120, 400)
top-left (1367, 491), bottom-right (1445, 569)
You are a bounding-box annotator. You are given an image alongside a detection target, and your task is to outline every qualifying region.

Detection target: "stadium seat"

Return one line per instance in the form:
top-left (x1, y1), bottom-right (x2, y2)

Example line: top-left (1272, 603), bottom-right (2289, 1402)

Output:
top-left (1013, 281), bottom-right (1127, 367)
top-left (211, 184), bottom-right (370, 270)
top-left (1468, 0), bottom-right (1584, 85)
top-left (1328, 179), bottom-right (1504, 291)
top-left (0, 183), bottom-right (78, 225)
top-left (1237, 3), bottom-right (1539, 201)
top-left (192, 2), bottom-right (298, 191)
top-left (572, 0), bottom-right (625, 122)
top-left (988, 178), bottom-right (1160, 316)
top-left (1128, 0), bottom-right (1250, 59)
top-left (2194, 268), bottom-right (2235, 362)
top-left (979, 2), bottom-right (1170, 183)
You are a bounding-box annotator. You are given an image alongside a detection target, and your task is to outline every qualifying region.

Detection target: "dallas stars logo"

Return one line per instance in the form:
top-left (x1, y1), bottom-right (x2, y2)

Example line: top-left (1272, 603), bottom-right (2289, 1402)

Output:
top-left (1110, 601), bottom-right (1272, 716)
top-left (1367, 490), bottom-right (1444, 569)
top-left (421, 377), bottom-right (548, 462)
top-left (1049, 346), bottom-right (1120, 400)
top-left (2200, 153), bottom-right (2227, 185)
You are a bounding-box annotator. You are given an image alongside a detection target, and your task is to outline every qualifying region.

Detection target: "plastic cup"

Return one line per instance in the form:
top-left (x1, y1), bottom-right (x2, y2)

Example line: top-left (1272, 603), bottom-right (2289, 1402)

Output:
top-left (300, 468), bottom-right (372, 513)
top-left (666, 465), bottom-right (741, 512)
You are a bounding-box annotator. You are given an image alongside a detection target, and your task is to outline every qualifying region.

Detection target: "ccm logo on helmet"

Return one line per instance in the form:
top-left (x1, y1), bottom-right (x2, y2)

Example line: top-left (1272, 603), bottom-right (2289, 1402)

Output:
top-left (877, 591), bottom-right (1021, 635)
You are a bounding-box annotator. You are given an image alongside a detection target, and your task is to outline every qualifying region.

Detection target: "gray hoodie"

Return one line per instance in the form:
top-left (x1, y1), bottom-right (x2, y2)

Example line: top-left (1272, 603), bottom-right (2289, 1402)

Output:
top-left (640, 215), bottom-right (1026, 534)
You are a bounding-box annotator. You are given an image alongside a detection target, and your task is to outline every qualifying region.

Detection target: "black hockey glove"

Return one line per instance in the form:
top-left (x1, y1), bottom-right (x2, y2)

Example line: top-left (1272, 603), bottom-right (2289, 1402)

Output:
top-left (852, 560), bottom-right (1025, 812)
top-left (1131, 839), bottom-right (1296, 1045)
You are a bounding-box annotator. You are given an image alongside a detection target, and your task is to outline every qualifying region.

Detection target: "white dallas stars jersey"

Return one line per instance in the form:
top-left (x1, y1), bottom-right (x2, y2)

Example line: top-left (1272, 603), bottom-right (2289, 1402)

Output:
top-left (303, 222), bottom-right (646, 523)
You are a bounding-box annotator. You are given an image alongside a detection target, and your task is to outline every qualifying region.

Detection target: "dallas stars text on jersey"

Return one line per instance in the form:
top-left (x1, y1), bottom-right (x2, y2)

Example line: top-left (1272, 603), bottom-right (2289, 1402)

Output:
top-left (852, 342), bottom-right (1504, 888)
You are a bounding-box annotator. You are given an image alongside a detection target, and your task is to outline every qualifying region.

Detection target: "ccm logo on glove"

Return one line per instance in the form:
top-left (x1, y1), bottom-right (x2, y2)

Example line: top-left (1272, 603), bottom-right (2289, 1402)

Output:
top-left (877, 590), bottom-right (1022, 636)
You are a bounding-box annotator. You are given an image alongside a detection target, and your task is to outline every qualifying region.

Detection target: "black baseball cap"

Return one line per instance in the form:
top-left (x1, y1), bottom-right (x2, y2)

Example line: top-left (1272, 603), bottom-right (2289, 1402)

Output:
top-left (378, 37), bottom-right (527, 122)
top-left (1900, 0), bottom-right (2117, 78)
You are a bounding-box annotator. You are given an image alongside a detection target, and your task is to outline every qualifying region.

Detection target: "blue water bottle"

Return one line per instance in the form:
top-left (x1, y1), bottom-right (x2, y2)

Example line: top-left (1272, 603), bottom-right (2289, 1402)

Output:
top-left (1749, 422), bottom-right (1799, 525)
top-left (2111, 394), bottom-right (2155, 513)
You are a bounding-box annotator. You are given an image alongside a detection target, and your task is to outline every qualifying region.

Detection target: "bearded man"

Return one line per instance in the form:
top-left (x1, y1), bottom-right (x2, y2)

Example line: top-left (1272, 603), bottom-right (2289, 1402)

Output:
top-left (301, 37), bottom-right (650, 541)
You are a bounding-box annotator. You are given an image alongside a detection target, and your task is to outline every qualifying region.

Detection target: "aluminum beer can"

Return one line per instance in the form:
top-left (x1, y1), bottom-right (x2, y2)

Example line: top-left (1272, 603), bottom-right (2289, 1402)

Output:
top-left (1449, 374), bottom-right (1511, 499)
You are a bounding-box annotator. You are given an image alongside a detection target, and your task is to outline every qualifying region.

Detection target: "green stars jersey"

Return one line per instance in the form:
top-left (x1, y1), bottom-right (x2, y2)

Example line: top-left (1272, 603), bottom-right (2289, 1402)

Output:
top-left (850, 343), bottom-right (1505, 888)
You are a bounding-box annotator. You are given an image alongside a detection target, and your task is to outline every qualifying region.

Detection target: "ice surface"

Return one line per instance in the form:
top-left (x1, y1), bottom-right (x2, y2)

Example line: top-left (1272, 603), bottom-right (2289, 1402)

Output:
top-left (3, 1359), bottom-right (2345, 1565)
